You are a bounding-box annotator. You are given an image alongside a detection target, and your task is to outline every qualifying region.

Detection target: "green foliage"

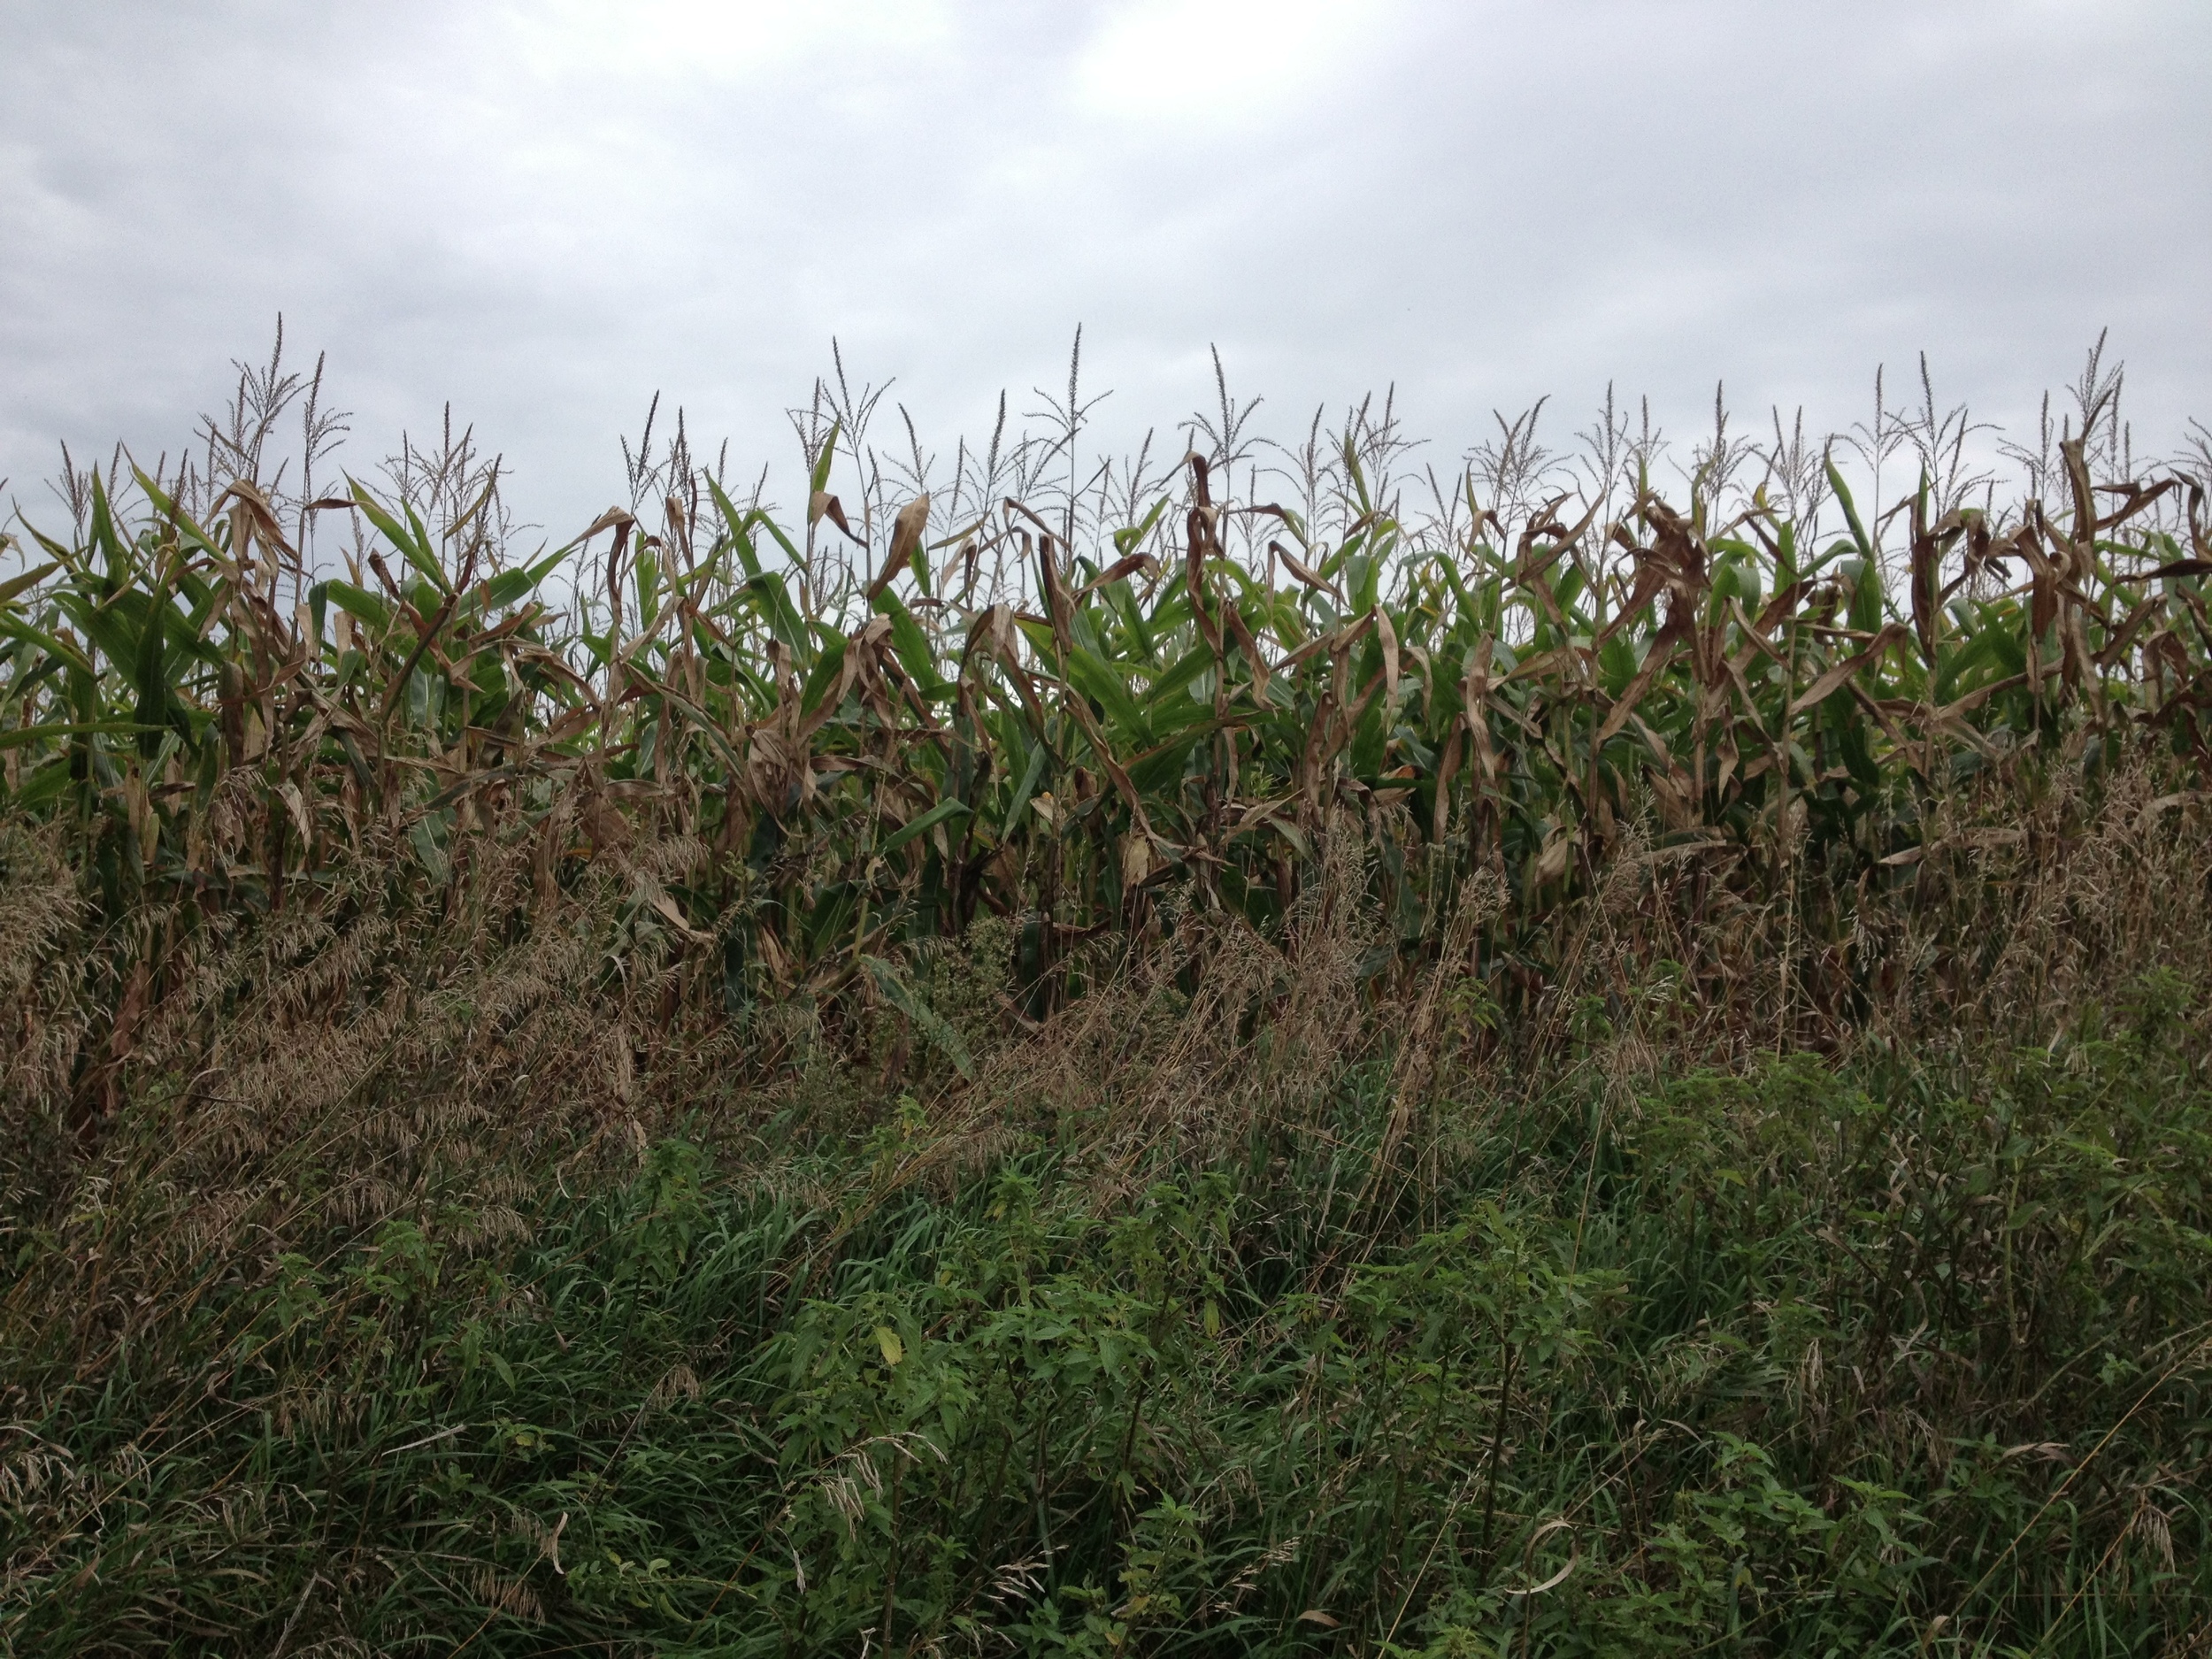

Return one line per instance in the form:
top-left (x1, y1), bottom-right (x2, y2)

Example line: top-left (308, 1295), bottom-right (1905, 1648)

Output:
top-left (4, 1020), bottom-right (2208, 1654)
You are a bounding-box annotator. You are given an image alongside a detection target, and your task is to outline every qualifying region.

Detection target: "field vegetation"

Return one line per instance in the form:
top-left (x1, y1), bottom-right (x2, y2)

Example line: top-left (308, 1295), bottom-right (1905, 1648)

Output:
top-left (3, 333), bottom-right (2210, 1654)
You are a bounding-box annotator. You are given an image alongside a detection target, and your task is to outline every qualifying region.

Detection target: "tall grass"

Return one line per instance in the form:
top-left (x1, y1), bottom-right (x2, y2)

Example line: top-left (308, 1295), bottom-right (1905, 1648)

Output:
top-left (4, 989), bottom-right (2208, 1654)
top-left (3, 336), bottom-right (2210, 1653)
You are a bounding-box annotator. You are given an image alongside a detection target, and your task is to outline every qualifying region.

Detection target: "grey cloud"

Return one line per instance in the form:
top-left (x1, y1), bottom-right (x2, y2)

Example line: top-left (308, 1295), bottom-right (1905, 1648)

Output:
top-left (2, 0), bottom-right (2204, 544)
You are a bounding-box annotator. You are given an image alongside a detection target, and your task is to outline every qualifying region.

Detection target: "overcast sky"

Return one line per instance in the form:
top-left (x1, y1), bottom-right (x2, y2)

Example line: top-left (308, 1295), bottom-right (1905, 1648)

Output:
top-left (3, 0), bottom-right (2206, 544)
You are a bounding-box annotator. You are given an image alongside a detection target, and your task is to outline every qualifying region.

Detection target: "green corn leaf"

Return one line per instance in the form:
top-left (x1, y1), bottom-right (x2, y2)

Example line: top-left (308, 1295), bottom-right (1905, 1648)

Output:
top-left (325, 580), bottom-right (393, 636)
top-left (132, 465), bottom-right (227, 564)
top-left (809, 420), bottom-right (842, 497)
top-left (877, 797), bottom-right (970, 860)
top-left (52, 588), bottom-right (143, 680)
top-left (1103, 577), bottom-right (1156, 664)
top-left (860, 953), bottom-right (972, 1079)
top-left (0, 562), bottom-right (59, 608)
top-left (1847, 558), bottom-right (1886, 639)
top-left (1128, 734), bottom-right (1206, 795)
top-left (1111, 495), bottom-right (1171, 556)
top-left (1144, 587), bottom-right (1193, 637)
top-left (1144, 644), bottom-right (1214, 710)
top-left (1824, 449), bottom-right (1873, 564)
top-left (706, 478), bottom-right (765, 580)
top-left (739, 572), bottom-right (810, 660)
top-left (411, 813), bottom-right (452, 885)
top-left (89, 470), bottom-right (133, 586)
top-left (1066, 645), bottom-right (1149, 745)
top-left (349, 479), bottom-right (452, 595)
top-left (800, 632), bottom-right (849, 718)
top-left (1002, 738), bottom-right (1049, 841)
top-left (482, 550), bottom-right (563, 613)
top-left (0, 611), bottom-right (95, 675)
top-left (0, 718), bottom-right (164, 751)
top-left (132, 565), bottom-right (171, 757)
top-left (872, 590), bottom-right (947, 701)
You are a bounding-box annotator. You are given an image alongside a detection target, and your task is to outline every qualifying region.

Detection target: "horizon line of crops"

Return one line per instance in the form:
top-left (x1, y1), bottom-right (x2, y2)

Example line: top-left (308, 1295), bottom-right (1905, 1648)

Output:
top-left (3, 334), bottom-right (2210, 1101)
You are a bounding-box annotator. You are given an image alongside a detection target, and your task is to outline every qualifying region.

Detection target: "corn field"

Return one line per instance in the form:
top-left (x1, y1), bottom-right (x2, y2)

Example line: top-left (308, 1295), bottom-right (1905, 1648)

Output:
top-left (4, 346), bottom-right (2210, 1107)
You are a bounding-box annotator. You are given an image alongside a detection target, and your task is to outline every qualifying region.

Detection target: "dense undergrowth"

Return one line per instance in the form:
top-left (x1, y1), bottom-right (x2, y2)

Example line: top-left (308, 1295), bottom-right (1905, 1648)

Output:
top-left (4, 339), bottom-right (2212, 1652)
top-left (3, 977), bottom-right (2208, 1655)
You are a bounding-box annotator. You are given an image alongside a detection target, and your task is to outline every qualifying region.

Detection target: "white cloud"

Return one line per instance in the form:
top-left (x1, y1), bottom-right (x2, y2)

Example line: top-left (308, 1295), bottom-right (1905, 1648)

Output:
top-left (1070, 0), bottom-right (1396, 127)
top-left (501, 0), bottom-right (958, 84)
